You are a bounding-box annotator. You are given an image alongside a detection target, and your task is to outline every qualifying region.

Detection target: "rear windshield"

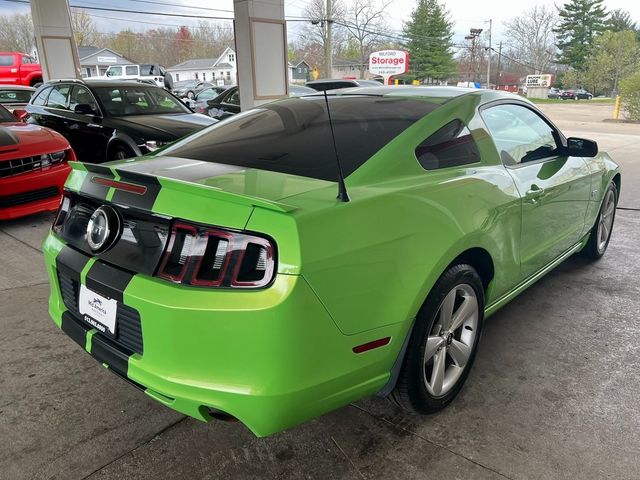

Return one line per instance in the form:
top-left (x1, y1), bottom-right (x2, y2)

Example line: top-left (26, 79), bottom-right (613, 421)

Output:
top-left (0, 89), bottom-right (32, 103)
top-left (160, 95), bottom-right (438, 181)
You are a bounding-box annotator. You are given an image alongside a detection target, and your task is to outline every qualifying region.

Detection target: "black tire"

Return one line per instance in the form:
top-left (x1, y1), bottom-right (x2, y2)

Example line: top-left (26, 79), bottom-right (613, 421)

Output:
top-left (108, 143), bottom-right (136, 161)
top-left (583, 181), bottom-right (617, 260)
top-left (392, 264), bottom-right (485, 414)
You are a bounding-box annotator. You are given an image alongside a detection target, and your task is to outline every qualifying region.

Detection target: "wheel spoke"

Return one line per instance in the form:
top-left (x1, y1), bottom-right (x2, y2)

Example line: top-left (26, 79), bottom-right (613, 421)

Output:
top-left (604, 201), bottom-right (614, 218)
top-left (430, 350), bottom-right (446, 396)
top-left (450, 294), bottom-right (477, 331)
top-left (424, 336), bottom-right (444, 362)
top-left (448, 339), bottom-right (471, 367)
top-left (439, 290), bottom-right (456, 330)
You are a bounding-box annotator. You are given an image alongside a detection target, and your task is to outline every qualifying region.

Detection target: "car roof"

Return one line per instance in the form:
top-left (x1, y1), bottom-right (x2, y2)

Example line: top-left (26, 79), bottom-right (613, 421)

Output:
top-left (0, 84), bottom-right (35, 91)
top-left (44, 79), bottom-right (163, 88)
top-left (312, 85), bottom-right (486, 101)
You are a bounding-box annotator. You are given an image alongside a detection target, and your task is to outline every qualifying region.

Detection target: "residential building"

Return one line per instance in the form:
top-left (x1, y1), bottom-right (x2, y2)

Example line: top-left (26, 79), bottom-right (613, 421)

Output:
top-left (288, 59), bottom-right (311, 84)
top-left (167, 47), bottom-right (237, 85)
top-left (78, 46), bottom-right (135, 78)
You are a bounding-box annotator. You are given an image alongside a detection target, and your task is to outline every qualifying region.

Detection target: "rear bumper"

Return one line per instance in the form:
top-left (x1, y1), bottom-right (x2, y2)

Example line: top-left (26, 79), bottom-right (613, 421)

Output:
top-left (0, 164), bottom-right (70, 220)
top-left (43, 232), bottom-right (398, 436)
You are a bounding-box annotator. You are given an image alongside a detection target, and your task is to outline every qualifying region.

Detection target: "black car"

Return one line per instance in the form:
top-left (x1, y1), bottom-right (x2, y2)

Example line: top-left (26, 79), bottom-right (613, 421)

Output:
top-left (187, 86), bottom-right (229, 114)
top-left (25, 79), bottom-right (215, 162)
top-left (305, 78), bottom-right (382, 92)
top-left (206, 84), bottom-right (315, 120)
top-left (561, 88), bottom-right (593, 100)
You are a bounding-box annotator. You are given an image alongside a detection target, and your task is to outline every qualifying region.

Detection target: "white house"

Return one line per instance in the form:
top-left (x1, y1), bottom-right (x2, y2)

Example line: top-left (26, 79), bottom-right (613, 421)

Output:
top-left (167, 47), bottom-right (237, 85)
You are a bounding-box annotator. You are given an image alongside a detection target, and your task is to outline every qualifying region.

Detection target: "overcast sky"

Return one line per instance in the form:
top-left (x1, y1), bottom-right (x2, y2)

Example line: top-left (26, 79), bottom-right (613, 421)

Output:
top-left (2, 0), bottom-right (639, 45)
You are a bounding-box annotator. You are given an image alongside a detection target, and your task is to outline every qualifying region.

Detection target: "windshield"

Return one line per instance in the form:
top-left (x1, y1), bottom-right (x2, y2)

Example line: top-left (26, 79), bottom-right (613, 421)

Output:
top-left (0, 104), bottom-right (17, 122)
top-left (93, 86), bottom-right (190, 116)
top-left (0, 89), bottom-right (33, 104)
top-left (160, 95), bottom-right (439, 181)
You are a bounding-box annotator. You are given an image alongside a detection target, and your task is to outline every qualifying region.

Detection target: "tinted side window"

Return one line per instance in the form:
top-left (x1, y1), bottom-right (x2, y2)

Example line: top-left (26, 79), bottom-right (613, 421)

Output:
top-left (69, 85), bottom-right (98, 112)
top-left (481, 104), bottom-right (559, 166)
top-left (0, 55), bottom-right (14, 66)
top-left (126, 66), bottom-right (138, 75)
top-left (225, 90), bottom-right (240, 105)
top-left (46, 85), bottom-right (71, 109)
top-left (416, 120), bottom-right (481, 170)
top-left (32, 87), bottom-right (51, 106)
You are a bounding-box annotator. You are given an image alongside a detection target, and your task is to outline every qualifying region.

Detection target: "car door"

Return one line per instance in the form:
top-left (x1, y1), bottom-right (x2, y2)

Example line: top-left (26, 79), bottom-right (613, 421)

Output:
top-left (481, 102), bottom-right (592, 279)
top-left (67, 84), bottom-right (108, 162)
top-left (0, 54), bottom-right (17, 84)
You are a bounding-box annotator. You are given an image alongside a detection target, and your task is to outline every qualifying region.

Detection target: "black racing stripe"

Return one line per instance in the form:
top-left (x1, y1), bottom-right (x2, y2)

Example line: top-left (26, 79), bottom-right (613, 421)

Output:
top-left (61, 311), bottom-right (90, 348)
top-left (85, 260), bottom-right (134, 303)
top-left (0, 126), bottom-right (19, 147)
top-left (90, 334), bottom-right (130, 378)
top-left (111, 169), bottom-right (161, 211)
top-left (56, 245), bottom-right (91, 284)
top-left (80, 163), bottom-right (115, 200)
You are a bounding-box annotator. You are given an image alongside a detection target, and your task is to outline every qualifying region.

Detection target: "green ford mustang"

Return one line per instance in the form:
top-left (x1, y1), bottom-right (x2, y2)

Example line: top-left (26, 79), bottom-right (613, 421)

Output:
top-left (43, 86), bottom-right (620, 436)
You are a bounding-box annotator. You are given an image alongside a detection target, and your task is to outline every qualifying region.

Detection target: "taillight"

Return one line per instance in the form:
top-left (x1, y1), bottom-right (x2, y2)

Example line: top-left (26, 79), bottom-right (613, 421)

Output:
top-left (156, 221), bottom-right (276, 289)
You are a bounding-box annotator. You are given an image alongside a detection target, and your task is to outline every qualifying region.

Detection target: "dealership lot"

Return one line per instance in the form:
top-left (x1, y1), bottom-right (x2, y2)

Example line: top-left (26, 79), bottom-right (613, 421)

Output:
top-left (1, 102), bottom-right (639, 479)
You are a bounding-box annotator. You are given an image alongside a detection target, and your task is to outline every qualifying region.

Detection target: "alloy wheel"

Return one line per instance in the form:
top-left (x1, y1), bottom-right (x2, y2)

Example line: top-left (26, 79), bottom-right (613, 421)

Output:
top-left (597, 189), bottom-right (616, 253)
top-left (423, 284), bottom-right (479, 397)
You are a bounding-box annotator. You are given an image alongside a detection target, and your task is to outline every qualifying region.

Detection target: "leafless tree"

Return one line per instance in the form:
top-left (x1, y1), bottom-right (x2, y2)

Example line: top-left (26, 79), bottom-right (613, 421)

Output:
top-left (71, 8), bottom-right (98, 47)
top-left (301, 0), bottom-right (346, 76)
top-left (341, 0), bottom-right (391, 77)
top-left (0, 13), bottom-right (35, 54)
top-left (503, 5), bottom-right (558, 74)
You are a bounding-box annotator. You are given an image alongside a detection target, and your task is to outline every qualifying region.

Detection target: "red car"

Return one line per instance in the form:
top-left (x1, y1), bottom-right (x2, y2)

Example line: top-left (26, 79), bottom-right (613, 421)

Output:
top-left (0, 105), bottom-right (74, 220)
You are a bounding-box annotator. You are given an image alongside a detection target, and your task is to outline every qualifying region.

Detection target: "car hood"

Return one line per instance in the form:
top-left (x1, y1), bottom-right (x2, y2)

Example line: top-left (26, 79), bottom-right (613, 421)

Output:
top-left (0, 122), bottom-right (69, 160)
top-left (107, 155), bottom-right (333, 203)
top-left (105, 113), bottom-right (215, 141)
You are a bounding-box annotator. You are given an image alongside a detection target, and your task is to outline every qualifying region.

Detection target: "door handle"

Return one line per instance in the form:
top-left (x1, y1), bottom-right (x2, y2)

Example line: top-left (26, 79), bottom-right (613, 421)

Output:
top-left (525, 185), bottom-right (545, 203)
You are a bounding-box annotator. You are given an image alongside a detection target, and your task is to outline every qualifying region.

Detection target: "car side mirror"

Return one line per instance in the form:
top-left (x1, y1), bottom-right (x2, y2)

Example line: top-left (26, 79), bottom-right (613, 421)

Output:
top-left (74, 104), bottom-right (96, 115)
top-left (566, 137), bottom-right (598, 157)
top-left (13, 109), bottom-right (28, 121)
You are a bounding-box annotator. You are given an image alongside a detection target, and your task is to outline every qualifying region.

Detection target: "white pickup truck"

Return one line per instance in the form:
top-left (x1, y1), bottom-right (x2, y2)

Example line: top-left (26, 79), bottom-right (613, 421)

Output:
top-left (103, 64), bottom-right (172, 89)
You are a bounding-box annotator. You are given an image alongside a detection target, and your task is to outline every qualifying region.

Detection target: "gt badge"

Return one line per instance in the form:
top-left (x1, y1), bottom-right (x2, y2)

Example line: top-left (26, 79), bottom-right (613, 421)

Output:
top-left (86, 205), bottom-right (121, 252)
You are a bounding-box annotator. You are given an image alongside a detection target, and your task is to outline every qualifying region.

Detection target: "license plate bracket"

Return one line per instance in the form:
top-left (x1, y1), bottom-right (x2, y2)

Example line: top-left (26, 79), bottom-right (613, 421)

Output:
top-left (78, 284), bottom-right (118, 337)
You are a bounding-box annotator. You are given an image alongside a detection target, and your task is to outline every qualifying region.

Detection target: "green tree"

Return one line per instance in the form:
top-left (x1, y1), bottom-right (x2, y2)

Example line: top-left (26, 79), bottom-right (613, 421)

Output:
top-left (403, 0), bottom-right (456, 81)
top-left (607, 9), bottom-right (636, 32)
top-left (583, 30), bottom-right (639, 95)
top-left (620, 72), bottom-right (640, 121)
top-left (554, 0), bottom-right (608, 71)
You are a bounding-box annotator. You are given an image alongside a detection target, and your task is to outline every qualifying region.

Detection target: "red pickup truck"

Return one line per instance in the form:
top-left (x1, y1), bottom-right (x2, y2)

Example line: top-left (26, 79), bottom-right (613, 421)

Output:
top-left (0, 52), bottom-right (43, 87)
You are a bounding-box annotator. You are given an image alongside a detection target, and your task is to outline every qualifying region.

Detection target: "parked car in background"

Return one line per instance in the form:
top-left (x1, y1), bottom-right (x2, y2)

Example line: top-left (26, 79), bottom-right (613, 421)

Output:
top-left (0, 52), bottom-right (43, 87)
top-left (0, 85), bottom-right (35, 112)
top-left (547, 87), bottom-right (561, 99)
top-left (305, 78), bottom-right (381, 91)
top-left (104, 64), bottom-right (171, 89)
top-left (44, 86), bottom-right (619, 436)
top-left (24, 79), bottom-right (215, 162)
top-left (188, 85), bottom-right (229, 114)
top-left (561, 89), bottom-right (593, 100)
top-left (206, 84), bottom-right (316, 119)
top-left (172, 80), bottom-right (215, 99)
top-left (0, 104), bottom-right (74, 220)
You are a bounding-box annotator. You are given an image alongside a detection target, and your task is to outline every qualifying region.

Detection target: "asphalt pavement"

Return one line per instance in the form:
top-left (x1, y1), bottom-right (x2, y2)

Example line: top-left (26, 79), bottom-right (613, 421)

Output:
top-left (0, 102), bottom-right (638, 480)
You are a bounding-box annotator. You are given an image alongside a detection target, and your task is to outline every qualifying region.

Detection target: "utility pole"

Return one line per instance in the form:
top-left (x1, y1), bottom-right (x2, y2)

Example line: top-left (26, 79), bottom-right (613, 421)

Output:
top-left (465, 28), bottom-right (483, 84)
top-left (496, 41), bottom-right (502, 90)
top-left (486, 19), bottom-right (492, 89)
top-left (325, 0), bottom-right (333, 78)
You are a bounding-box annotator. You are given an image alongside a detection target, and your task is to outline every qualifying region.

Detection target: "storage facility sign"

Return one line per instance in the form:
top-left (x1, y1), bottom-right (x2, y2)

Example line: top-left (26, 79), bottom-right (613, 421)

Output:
top-left (525, 74), bottom-right (552, 88)
top-left (369, 50), bottom-right (409, 84)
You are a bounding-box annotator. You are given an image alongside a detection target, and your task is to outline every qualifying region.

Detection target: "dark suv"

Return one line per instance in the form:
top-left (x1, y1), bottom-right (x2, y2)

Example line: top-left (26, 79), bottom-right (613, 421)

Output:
top-left (24, 79), bottom-right (215, 162)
